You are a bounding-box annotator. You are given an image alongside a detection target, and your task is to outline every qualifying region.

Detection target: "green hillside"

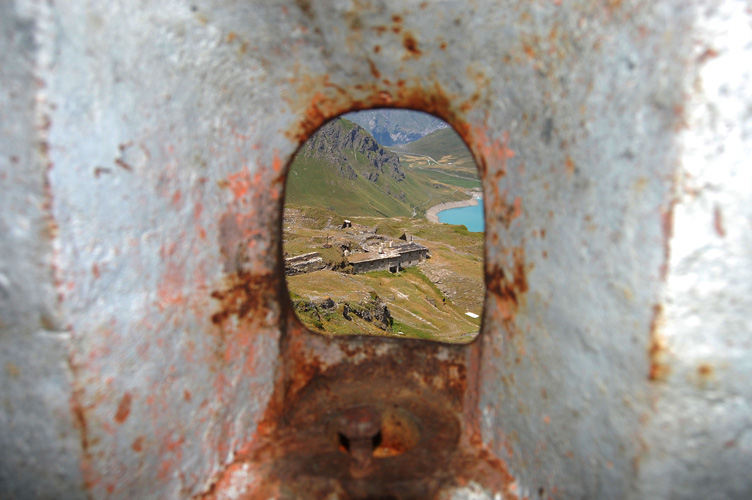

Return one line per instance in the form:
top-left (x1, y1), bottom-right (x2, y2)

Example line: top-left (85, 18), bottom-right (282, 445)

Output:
top-left (393, 127), bottom-right (470, 159)
top-left (285, 214), bottom-right (484, 343)
top-left (283, 114), bottom-right (485, 344)
top-left (286, 118), bottom-right (471, 218)
top-left (392, 127), bottom-right (480, 182)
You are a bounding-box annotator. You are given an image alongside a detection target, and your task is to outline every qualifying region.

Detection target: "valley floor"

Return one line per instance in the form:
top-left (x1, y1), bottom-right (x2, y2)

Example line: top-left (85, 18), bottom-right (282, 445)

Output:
top-left (284, 208), bottom-right (484, 343)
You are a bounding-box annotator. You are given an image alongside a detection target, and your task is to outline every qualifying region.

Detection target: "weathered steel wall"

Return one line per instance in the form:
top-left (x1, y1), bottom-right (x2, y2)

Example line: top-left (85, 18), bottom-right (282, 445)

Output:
top-left (1, 0), bottom-right (750, 499)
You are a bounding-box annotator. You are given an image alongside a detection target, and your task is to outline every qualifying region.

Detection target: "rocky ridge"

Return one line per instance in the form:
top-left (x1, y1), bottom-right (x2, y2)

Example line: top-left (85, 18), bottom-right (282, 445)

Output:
top-left (301, 118), bottom-right (405, 183)
top-left (343, 109), bottom-right (447, 146)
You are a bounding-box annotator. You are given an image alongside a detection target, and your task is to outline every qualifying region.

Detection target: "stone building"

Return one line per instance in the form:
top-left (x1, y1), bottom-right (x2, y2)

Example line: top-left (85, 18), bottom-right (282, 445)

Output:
top-left (348, 242), bottom-right (428, 274)
top-left (392, 242), bottom-right (429, 268)
top-left (284, 252), bottom-right (325, 275)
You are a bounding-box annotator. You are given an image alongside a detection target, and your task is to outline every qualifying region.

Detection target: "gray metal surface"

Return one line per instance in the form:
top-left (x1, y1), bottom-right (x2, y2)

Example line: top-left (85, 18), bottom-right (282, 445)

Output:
top-left (0, 0), bottom-right (750, 499)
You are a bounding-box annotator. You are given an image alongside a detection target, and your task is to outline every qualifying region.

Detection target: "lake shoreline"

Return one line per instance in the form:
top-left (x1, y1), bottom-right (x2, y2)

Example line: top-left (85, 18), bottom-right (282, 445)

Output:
top-left (425, 189), bottom-right (481, 223)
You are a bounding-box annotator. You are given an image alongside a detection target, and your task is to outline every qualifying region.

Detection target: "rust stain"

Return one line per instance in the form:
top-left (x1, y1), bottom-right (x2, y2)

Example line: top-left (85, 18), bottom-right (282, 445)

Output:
top-left (201, 314), bottom-right (513, 498)
top-left (227, 170), bottom-right (254, 200)
top-left (294, 0), bottom-right (313, 18)
top-left (697, 363), bottom-right (713, 378)
top-left (210, 271), bottom-right (278, 326)
top-left (114, 158), bottom-right (132, 171)
top-left (565, 155), bottom-right (575, 175)
top-left (608, 0), bottom-right (623, 10)
top-left (114, 392), bottom-right (132, 424)
top-left (698, 47), bottom-right (719, 64)
top-left (93, 166), bottom-right (111, 177)
top-left (648, 305), bottom-right (670, 382)
top-left (193, 63), bottom-right (526, 499)
top-left (713, 205), bottom-right (726, 237)
top-left (486, 247), bottom-right (528, 324)
top-left (132, 436), bottom-right (144, 452)
top-left (403, 33), bottom-right (421, 56)
top-left (5, 362), bottom-right (20, 378)
top-left (115, 142), bottom-right (134, 171)
top-left (156, 261), bottom-right (187, 309)
top-left (368, 59), bottom-right (381, 79)
top-left (67, 356), bottom-right (99, 490)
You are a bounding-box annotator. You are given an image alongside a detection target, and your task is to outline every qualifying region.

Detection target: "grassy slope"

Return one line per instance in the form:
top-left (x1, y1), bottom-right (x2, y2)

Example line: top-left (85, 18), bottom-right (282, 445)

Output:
top-left (285, 214), bottom-right (484, 344)
top-left (392, 127), bottom-right (480, 182)
top-left (284, 117), bottom-right (484, 344)
top-left (393, 127), bottom-right (470, 158)
top-left (286, 146), bottom-right (469, 218)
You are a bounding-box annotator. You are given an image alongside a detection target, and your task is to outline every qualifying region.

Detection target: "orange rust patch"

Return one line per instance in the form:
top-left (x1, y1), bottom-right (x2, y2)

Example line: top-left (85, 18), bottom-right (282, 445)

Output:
top-left (210, 271), bottom-right (278, 326)
top-left (227, 170), bottom-right (253, 200)
top-left (698, 47), bottom-right (719, 64)
top-left (272, 150), bottom-right (283, 173)
top-left (486, 247), bottom-right (528, 324)
top-left (697, 363), bottom-right (712, 376)
top-left (608, 0), bottom-right (623, 10)
top-left (696, 362), bottom-right (715, 386)
top-left (368, 59), bottom-right (381, 79)
top-left (403, 33), bottom-right (421, 56)
top-left (132, 436), bottom-right (144, 452)
top-left (565, 155), bottom-right (575, 175)
top-left (648, 305), bottom-right (670, 381)
top-left (114, 392), bottom-right (132, 424)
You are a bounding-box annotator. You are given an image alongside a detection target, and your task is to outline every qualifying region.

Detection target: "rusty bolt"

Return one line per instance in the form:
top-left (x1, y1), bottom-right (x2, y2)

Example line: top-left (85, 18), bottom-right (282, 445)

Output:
top-left (337, 406), bottom-right (382, 478)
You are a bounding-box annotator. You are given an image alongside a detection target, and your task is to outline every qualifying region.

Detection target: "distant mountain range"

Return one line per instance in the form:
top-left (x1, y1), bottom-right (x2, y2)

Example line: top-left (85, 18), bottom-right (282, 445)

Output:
top-left (343, 109), bottom-right (447, 146)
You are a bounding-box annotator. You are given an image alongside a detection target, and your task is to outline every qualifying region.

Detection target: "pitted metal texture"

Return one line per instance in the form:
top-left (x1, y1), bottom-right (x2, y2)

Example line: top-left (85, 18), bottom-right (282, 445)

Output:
top-left (1, 1), bottom-right (751, 499)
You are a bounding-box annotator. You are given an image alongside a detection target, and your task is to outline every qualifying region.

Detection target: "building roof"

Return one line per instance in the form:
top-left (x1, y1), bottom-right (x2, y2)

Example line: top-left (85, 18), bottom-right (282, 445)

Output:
top-left (347, 251), bottom-right (398, 264)
top-left (393, 242), bottom-right (428, 254)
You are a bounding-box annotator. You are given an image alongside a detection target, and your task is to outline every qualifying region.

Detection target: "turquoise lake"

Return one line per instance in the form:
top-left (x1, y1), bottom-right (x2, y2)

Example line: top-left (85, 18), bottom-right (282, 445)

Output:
top-left (437, 198), bottom-right (485, 232)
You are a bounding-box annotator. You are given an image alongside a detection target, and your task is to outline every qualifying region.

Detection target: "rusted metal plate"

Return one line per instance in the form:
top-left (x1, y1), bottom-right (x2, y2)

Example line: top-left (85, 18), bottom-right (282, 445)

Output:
top-left (2, 0), bottom-right (752, 499)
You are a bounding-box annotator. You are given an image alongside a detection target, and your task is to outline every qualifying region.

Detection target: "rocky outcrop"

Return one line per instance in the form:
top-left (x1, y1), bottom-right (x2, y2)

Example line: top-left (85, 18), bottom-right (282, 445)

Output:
top-left (301, 118), bottom-right (405, 183)
top-left (294, 294), bottom-right (393, 332)
top-left (343, 293), bottom-right (393, 331)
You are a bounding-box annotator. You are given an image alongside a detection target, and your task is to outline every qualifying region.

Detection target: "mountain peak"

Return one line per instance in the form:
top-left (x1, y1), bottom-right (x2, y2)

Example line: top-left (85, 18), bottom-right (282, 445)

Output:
top-left (301, 118), bottom-right (405, 183)
top-left (343, 109), bottom-right (447, 146)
